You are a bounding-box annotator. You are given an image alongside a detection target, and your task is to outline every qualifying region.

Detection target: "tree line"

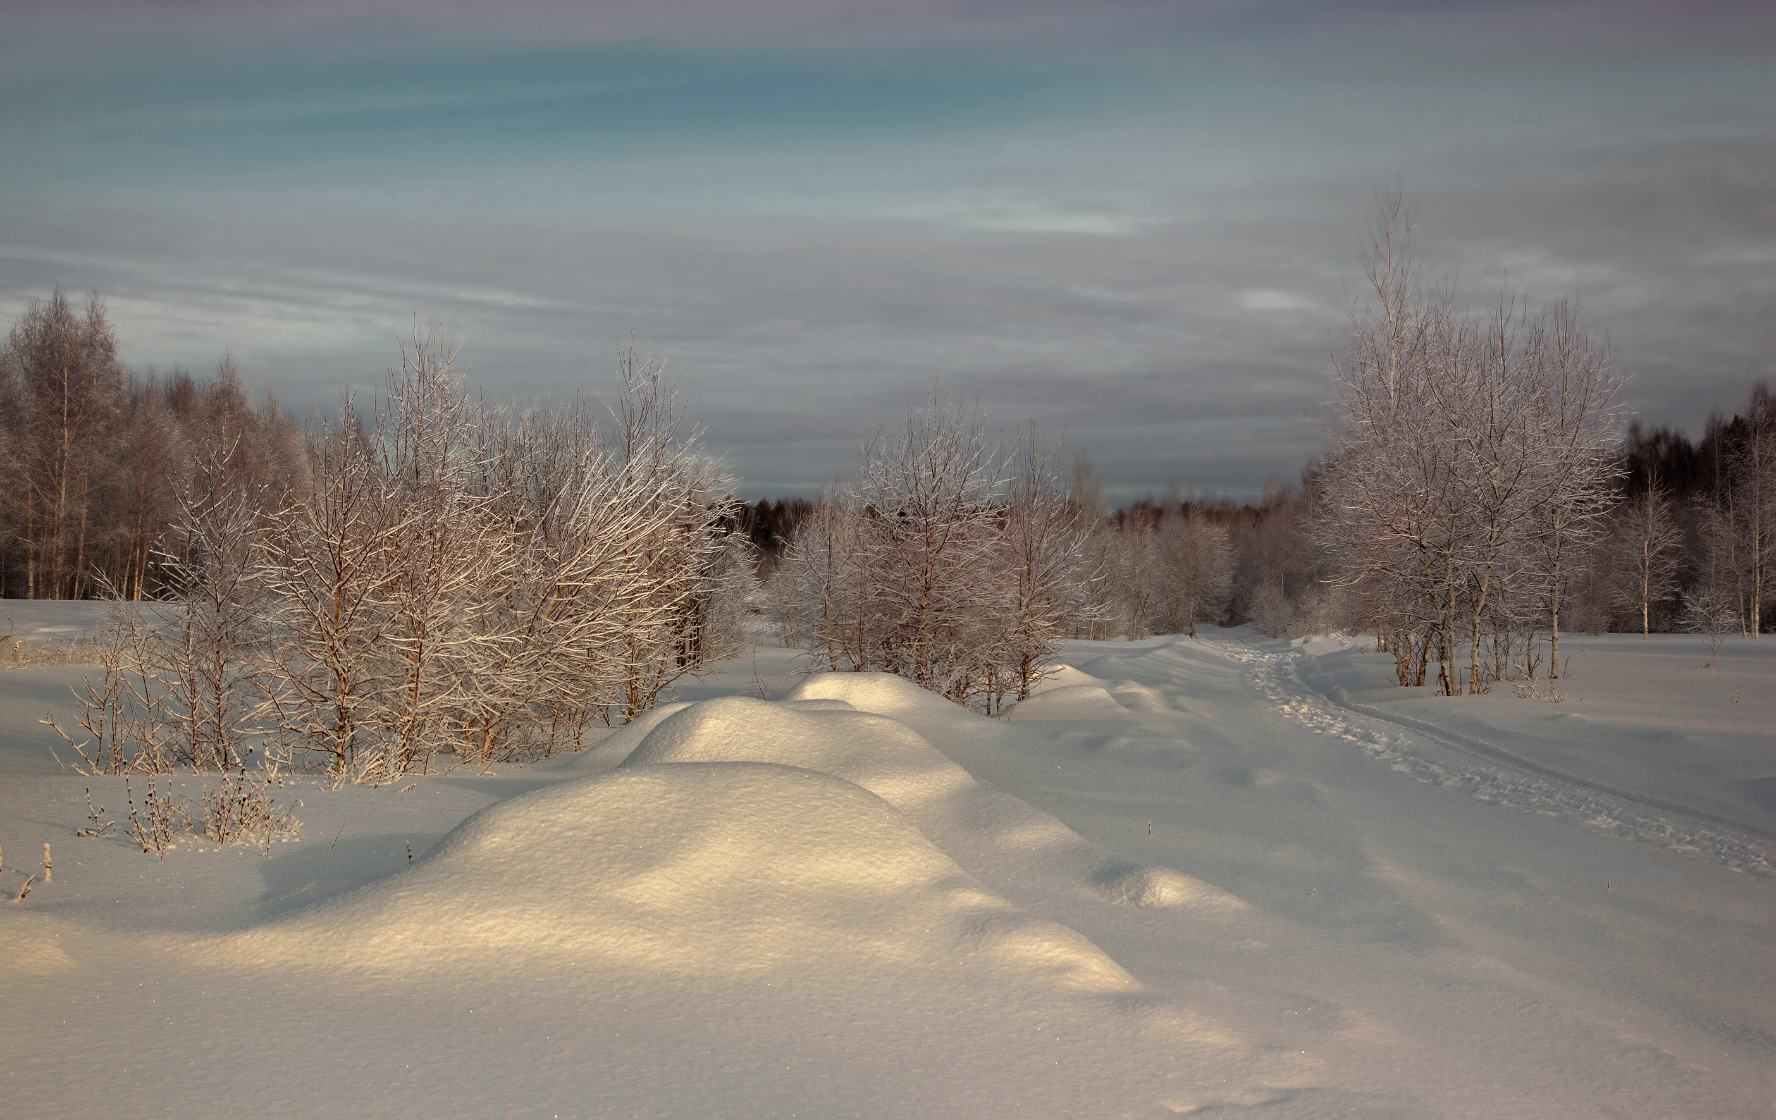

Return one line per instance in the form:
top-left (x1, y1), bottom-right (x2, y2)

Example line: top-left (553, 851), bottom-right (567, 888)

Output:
top-left (0, 291), bottom-right (307, 600)
top-left (7, 216), bottom-right (1772, 758)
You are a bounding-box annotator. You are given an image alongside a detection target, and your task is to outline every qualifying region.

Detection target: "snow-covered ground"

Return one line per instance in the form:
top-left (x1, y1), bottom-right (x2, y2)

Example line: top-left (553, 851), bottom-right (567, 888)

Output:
top-left (2, 605), bottom-right (1771, 1118)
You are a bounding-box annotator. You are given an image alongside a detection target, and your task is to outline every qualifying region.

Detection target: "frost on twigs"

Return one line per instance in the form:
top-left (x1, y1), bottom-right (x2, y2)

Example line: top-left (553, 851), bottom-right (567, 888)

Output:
top-left (118, 771), bottom-right (301, 859)
top-left (4, 636), bottom-right (100, 668)
top-left (197, 770), bottom-right (301, 852)
top-left (125, 775), bottom-right (190, 861)
top-left (39, 604), bottom-right (178, 776)
top-left (1315, 188), bottom-right (1625, 697)
top-left (38, 326), bottom-right (752, 791)
top-left (256, 331), bottom-right (745, 781)
top-left (1681, 584), bottom-right (1740, 670)
top-left (77, 786), bottom-right (115, 837)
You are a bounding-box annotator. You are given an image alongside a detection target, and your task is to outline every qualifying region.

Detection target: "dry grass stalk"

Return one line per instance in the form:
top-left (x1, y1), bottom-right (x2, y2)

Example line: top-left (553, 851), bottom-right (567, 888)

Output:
top-left (4, 636), bottom-right (102, 668)
top-left (197, 771), bottom-right (301, 852)
top-left (77, 786), bottom-right (115, 837)
top-left (125, 775), bottom-right (190, 861)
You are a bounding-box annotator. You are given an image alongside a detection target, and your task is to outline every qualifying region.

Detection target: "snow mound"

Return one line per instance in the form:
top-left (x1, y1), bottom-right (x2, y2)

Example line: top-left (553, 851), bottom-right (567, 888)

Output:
top-left (783, 671), bottom-right (987, 739)
top-left (1107, 680), bottom-right (1170, 711)
top-left (540, 695), bottom-right (862, 776)
top-left (1031, 664), bottom-right (1111, 692)
top-left (1089, 862), bottom-right (1252, 913)
top-left (1298, 632), bottom-right (1359, 656)
top-left (1008, 679), bottom-right (1170, 719)
top-left (780, 697), bottom-right (856, 711)
top-left (220, 763), bottom-right (1141, 995)
top-left (1078, 653), bottom-right (1144, 681)
top-left (1006, 684), bottom-right (1136, 721)
top-left (768, 677), bottom-right (1245, 925)
top-left (618, 695), bottom-right (977, 814)
top-left (0, 913), bottom-right (76, 976)
top-left (537, 701), bottom-right (691, 774)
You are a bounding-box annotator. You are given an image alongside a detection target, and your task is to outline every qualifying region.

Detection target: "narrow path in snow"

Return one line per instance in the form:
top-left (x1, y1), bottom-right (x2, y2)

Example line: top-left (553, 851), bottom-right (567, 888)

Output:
top-left (1215, 639), bottom-right (1775, 877)
top-left (975, 631), bottom-right (1776, 1120)
top-left (1299, 651), bottom-right (1776, 843)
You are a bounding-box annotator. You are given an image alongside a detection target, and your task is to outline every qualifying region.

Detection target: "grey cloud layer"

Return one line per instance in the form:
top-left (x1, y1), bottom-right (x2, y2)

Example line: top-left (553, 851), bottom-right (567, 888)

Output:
top-left (3, 6), bottom-right (1772, 501)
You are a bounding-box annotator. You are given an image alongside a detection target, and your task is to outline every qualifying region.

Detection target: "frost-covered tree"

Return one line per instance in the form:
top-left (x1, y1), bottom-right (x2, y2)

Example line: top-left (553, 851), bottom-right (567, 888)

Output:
top-left (369, 326), bottom-right (495, 776)
top-left (773, 398), bottom-right (1092, 710)
top-left (250, 332), bottom-right (737, 781)
top-left (1107, 512), bottom-right (1161, 640)
top-left (1155, 512), bottom-right (1233, 638)
top-left (602, 348), bottom-right (735, 723)
top-left (1318, 190), bottom-right (1623, 693)
top-left (996, 423), bottom-right (1094, 699)
top-left (153, 445), bottom-right (278, 772)
top-left (258, 398), bottom-right (404, 781)
top-left (852, 394), bottom-right (1007, 703)
top-left (1535, 301), bottom-right (1625, 676)
top-left (1611, 479), bottom-right (1683, 639)
top-left (772, 486), bottom-right (852, 665)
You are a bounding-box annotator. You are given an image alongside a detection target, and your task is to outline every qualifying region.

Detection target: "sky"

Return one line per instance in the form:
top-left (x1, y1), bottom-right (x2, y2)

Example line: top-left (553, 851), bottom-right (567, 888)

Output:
top-left (3, 1), bottom-right (1773, 502)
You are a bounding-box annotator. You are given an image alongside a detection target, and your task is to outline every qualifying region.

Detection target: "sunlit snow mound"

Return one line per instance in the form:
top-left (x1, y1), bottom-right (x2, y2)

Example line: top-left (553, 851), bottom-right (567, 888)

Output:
top-left (619, 694), bottom-right (977, 813)
top-left (1007, 683), bottom-right (1136, 721)
top-left (538, 700), bottom-right (692, 774)
top-left (1006, 665), bottom-right (1172, 720)
top-left (782, 671), bottom-right (987, 738)
top-left (222, 762), bottom-right (1140, 994)
top-left (157, 677), bottom-right (1304, 1115)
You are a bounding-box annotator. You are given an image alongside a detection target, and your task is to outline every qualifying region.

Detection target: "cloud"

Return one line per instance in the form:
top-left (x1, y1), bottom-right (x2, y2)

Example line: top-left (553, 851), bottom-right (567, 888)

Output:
top-left (1235, 289), bottom-right (1315, 313)
top-left (2, 3), bottom-right (1772, 502)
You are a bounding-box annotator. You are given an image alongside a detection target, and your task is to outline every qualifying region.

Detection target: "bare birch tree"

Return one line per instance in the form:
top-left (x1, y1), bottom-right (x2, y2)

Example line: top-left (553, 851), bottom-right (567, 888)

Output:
top-left (1, 290), bottom-right (126, 599)
top-left (998, 422), bottom-right (1093, 699)
top-left (1535, 301), bottom-right (1625, 676)
top-left (259, 400), bottom-right (405, 782)
top-left (1612, 479), bottom-right (1684, 639)
top-left (1156, 512), bottom-right (1234, 638)
top-left (1319, 191), bottom-right (1624, 692)
top-left (1730, 385), bottom-right (1775, 636)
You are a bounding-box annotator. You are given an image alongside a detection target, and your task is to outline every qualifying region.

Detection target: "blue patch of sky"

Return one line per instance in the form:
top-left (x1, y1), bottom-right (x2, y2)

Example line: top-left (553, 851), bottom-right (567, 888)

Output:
top-left (7, 43), bottom-right (1148, 200)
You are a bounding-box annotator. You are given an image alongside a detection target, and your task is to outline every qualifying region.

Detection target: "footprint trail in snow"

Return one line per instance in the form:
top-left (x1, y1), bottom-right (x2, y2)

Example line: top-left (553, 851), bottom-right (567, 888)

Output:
top-left (1213, 640), bottom-right (1774, 878)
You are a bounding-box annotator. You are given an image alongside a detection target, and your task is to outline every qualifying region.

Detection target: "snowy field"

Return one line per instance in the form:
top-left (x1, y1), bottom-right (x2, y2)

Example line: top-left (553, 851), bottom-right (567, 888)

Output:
top-left (2, 601), bottom-right (1772, 1119)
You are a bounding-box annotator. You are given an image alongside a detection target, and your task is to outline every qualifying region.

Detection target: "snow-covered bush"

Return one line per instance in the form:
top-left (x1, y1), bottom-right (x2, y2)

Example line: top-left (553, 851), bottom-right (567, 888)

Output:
top-left (1682, 586), bottom-right (1741, 669)
top-left (61, 330), bottom-right (747, 790)
top-left (258, 335), bottom-right (743, 778)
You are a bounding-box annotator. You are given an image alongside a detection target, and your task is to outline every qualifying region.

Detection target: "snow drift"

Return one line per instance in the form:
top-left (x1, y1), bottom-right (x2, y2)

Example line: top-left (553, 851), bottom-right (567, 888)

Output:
top-left (222, 760), bottom-right (1143, 996)
top-left (8, 623), bottom-right (1773, 1119)
top-left (167, 673), bottom-right (1300, 1116)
